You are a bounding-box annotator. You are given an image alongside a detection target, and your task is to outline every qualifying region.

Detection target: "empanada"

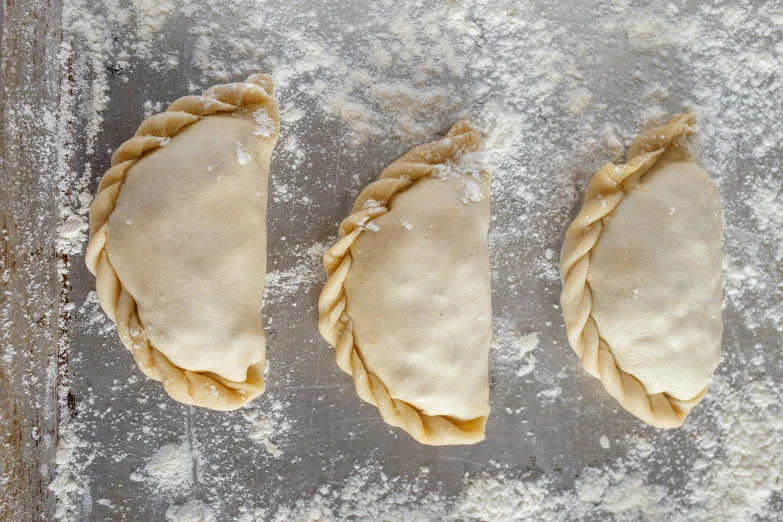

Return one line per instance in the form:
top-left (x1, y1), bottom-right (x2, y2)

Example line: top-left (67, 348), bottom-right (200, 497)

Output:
top-left (560, 114), bottom-right (723, 428)
top-left (318, 121), bottom-right (492, 445)
top-left (86, 74), bottom-right (279, 411)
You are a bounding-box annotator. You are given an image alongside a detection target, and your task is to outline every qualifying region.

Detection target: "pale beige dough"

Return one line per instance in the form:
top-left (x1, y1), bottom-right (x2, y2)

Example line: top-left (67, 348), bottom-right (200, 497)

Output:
top-left (345, 176), bottom-right (492, 421)
top-left (559, 113), bottom-right (724, 428)
top-left (108, 116), bottom-right (270, 383)
top-left (587, 157), bottom-right (723, 401)
top-left (318, 121), bottom-right (492, 445)
top-left (85, 75), bottom-right (279, 410)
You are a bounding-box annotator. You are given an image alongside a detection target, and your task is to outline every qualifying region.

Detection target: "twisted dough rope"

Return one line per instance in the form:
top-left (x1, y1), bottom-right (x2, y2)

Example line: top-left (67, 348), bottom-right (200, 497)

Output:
top-left (318, 121), bottom-right (490, 445)
top-left (560, 113), bottom-right (708, 428)
top-left (85, 74), bottom-right (279, 411)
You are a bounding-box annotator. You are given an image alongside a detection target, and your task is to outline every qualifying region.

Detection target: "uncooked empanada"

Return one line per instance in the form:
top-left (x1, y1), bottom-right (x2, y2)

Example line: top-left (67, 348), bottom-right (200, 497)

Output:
top-left (86, 74), bottom-right (279, 411)
top-left (560, 113), bottom-right (723, 428)
top-left (318, 121), bottom-right (492, 445)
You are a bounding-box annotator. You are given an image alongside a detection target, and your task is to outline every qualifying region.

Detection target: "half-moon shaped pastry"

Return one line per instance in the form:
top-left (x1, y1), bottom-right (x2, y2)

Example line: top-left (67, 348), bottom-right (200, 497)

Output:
top-left (318, 121), bottom-right (492, 445)
top-left (85, 74), bottom-right (279, 411)
top-left (560, 113), bottom-right (723, 428)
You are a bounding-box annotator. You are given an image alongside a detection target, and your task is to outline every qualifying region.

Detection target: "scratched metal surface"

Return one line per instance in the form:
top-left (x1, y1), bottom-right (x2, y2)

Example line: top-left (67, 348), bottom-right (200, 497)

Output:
top-left (56, 0), bottom-right (783, 520)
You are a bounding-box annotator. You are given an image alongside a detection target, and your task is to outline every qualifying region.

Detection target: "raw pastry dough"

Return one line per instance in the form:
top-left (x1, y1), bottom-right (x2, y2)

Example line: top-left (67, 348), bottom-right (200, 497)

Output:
top-left (85, 74), bottom-right (279, 411)
top-left (560, 113), bottom-right (723, 428)
top-left (318, 121), bottom-right (492, 445)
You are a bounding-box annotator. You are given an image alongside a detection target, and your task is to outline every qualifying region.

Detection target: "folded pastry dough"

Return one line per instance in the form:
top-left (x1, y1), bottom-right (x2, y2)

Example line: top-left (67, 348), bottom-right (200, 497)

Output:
top-left (318, 121), bottom-right (492, 445)
top-left (560, 113), bottom-right (723, 428)
top-left (85, 74), bottom-right (279, 411)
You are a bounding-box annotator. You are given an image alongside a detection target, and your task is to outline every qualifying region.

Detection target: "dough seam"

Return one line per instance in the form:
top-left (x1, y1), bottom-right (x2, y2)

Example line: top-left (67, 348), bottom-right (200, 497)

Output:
top-left (318, 121), bottom-right (489, 445)
top-left (559, 113), bottom-right (708, 428)
top-left (85, 74), bottom-right (279, 411)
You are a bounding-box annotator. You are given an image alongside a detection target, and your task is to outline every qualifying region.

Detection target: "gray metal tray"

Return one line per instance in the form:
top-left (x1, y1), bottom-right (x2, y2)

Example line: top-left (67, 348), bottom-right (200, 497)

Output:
top-left (2, 0), bottom-right (782, 520)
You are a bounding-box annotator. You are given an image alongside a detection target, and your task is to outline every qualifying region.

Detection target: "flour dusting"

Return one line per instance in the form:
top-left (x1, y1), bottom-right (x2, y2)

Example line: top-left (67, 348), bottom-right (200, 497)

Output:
top-left (144, 443), bottom-right (194, 491)
top-left (166, 499), bottom-right (216, 522)
top-left (38, 0), bottom-right (783, 519)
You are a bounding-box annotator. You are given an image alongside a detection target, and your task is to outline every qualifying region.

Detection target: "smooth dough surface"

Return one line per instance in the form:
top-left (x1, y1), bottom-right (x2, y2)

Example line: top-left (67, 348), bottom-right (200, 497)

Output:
top-left (107, 115), bottom-right (271, 382)
top-left (344, 176), bottom-right (492, 421)
top-left (586, 158), bottom-right (723, 401)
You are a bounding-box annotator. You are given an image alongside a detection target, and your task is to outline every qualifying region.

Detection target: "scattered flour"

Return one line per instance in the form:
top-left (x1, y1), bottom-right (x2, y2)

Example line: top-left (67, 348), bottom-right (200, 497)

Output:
top-left (269, 372), bottom-right (783, 521)
top-left (43, 0), bottom-right (783, 520)
top-left (330, 83), bottom-right (459, 145)
top-left (166, 499), bottom-right (216, 522)
top-left (433, 150), bottom-right (490, 204)
top-left (252, 108), bottom-right (275, 137)
top-left (515, 332), bottom-right (539, 377)
top-left (454, 476), bottom-right (560, 521)
top-left (263, 242), bottom-right (328, 305)
top-left (491, 317), bottom-right (539, 379)
top-left (143, 100), bottom-right (164, 118)
top-left (537, 386), bottom-right (562, 400)
top-left (682, 376), bottom-right (783, 520)
top-left (362, 221), bottom-right (380, 232)
top-left (269, 463), bottom-right (446, 522)
top-left (76, 292), bottom-right (114, 337)
top-left (48, 427), bottom-right (92, 519)
top-left (143, 443), bottom-right (194, 491)
top-left (625, 10), bottom-right (702, 53)
top-left (242, 398), bottom-right (290, 457)
top-left (235, 141), bottom-right (251, 165)
top-left (452, 375), bottom-right (783, 522)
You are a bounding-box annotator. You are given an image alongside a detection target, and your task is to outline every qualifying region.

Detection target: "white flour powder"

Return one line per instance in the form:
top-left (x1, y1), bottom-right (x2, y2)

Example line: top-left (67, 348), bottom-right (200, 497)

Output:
top-left (242, 397), bottom-right (290, 457)
top-left (143, 443), bottom-right (194, 491)
top-left (491, 317), bottom-right (539, 378)
top-left (37, 0), bottom-right (783, 519)
top-left (267, 372), bottom-right (783, 521)
top-left (263, 241), bottom-right (328, 306)
top-left (165, 499), bottom-right (216, 522)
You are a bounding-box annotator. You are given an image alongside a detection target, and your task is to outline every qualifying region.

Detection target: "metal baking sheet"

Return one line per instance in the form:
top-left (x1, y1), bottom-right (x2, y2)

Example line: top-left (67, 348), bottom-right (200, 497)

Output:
top-left (5, 0), bottom-right (782, 519)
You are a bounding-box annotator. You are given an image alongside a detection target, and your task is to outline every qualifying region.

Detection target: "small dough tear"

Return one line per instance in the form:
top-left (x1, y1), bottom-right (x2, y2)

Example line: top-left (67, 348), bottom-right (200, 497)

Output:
top-left (86, 74), bottom-right (280, 411)
top-left (559, 113), bottom-right (723, 428)
top-left (318, 121), bottom-right (492, 445)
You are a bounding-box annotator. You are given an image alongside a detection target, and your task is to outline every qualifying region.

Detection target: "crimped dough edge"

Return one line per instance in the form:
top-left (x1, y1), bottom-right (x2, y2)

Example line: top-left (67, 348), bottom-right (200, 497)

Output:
top-left (317, 121), bottom-right (490, 445)
top-left (559, 113), bottom-right (713, 429)
top-left (85, 74), bottom-right (280, 411)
